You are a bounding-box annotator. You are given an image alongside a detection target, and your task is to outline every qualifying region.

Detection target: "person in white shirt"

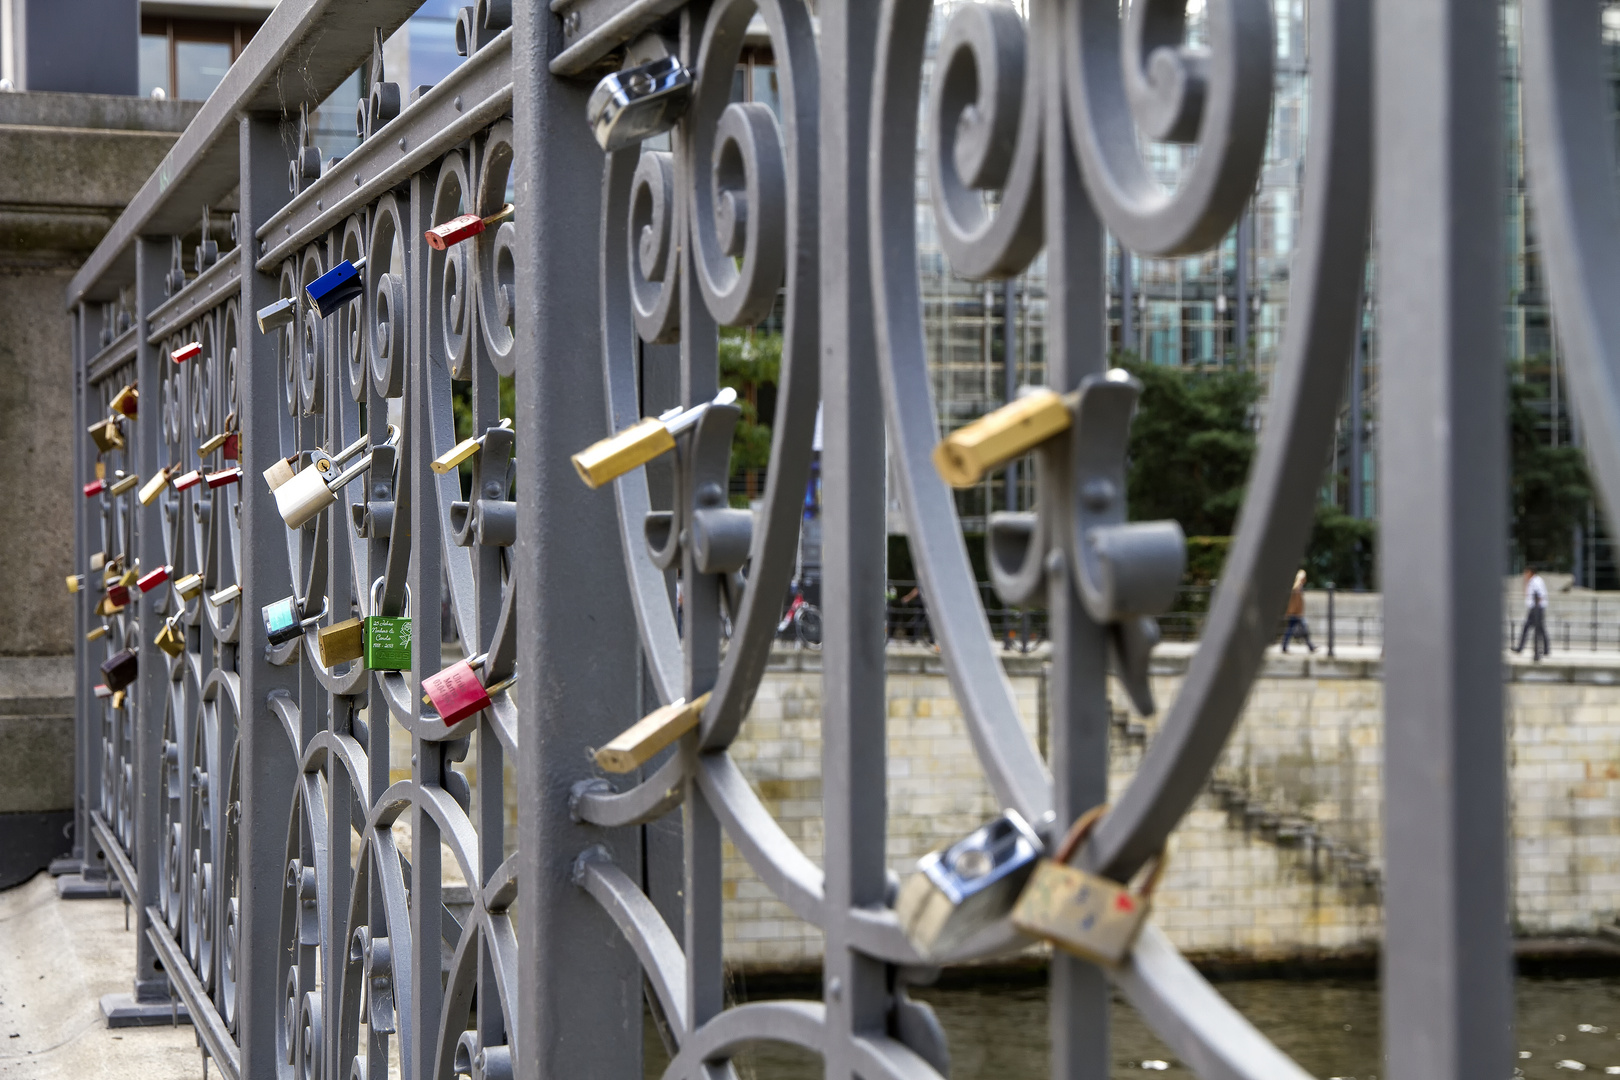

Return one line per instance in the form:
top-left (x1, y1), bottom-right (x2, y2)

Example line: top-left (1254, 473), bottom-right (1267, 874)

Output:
top-left (1513, 565), bottom-right (1550, 661)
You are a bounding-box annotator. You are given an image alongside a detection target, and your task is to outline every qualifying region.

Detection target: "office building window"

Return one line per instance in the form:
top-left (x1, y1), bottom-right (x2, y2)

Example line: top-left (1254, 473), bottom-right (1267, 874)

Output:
top-left (140, 17), bottom-right (260, 100)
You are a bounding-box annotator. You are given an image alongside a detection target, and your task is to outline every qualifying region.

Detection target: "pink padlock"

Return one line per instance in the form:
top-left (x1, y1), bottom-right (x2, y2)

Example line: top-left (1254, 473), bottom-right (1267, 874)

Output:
top-left (172, 341), bottom-right (202, 364)
top-left (137, 565), bottom-right (171, 593)
top-left (83, 479), bottom-right (105, 497)
top-left (205, 467), bottom-right (242, 489)
top-left (172, 469), bottom-right (203, 492)
top-left (421, 660), bottom-right (491, 725)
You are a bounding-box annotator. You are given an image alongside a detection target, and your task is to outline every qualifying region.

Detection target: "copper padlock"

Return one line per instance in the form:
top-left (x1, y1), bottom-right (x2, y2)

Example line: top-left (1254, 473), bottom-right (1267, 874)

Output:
top-left (1009, 805), bottom-right (1165, 968)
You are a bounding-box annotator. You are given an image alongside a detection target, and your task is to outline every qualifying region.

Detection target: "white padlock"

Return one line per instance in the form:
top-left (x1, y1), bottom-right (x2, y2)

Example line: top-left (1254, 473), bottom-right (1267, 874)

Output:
top-left (274, 427), bottom-right (397, 529)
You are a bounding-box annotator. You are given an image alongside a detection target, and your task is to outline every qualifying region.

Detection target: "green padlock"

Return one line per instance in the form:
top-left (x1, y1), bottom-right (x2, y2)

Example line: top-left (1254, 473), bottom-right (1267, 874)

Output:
top-left (363, 579), bottom-right (412, 671)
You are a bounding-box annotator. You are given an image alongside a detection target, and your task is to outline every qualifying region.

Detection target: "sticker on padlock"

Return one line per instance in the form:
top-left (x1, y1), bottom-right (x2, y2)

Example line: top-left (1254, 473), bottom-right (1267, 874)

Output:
top-left (895, 809), bottom-right (1043, 959)
top-left (154, 616), bottom-right (186, 658)
top-left (263, 595), bottom-right (327, 647)
top-left (587, 55), bottom-right (694, 153)
top-left (83, 479), bottom-right (105, 498)
top-left (171, 341), bottom-right (202, 365)
top-left (108, 472), bottom-right (140, 498)
top-left (256, 296), bottom-right (296, 333)
top-left (420, 652), bottom-right (515, 726)
top-left (571, 388), bottom-right (736, 489)
top-left (172, 469), bottom-right (203, 492)
top-left (100, 648), bottom-right (138, 693)
top-left (109, 385), bottom-right (138, 417)
top-left (205, 467), bottom-right (242, 489)
top-left (137, 565), bottom-right (171, 593)
top-left (1009, 805), bottom-right (1166, 968)
top-left (88, 417), bottom-right (125, 453)
top-left (273, 430), bottom-right (397, 529)
top-left (305, 257), bottom-right (366, 318)
top-left (174, 573), bottom-right (205, 601)
top-left (431, 418), bottom-right (511, 474)
top-left (424, 203), bottom-right (514, 251)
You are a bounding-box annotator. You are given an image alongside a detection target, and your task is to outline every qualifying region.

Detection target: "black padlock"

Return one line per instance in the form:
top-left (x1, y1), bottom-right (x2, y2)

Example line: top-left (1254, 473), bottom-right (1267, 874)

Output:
top-left (100, 649), bottom-right (138, 693)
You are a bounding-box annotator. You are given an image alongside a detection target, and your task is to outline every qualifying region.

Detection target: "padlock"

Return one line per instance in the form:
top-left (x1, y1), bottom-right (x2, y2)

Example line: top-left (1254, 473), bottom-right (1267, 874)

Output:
top-left (256, 296), bottom-right (296, 332)
top-left (1009, 805), bottom-right (1166, 968)
top-left (86, 624), bottom-right (109, 642)
top-left (137, 565), bottom-right (171, 593)
top-left (274, 431), bottom-right (394, 530)
top-left (90, 552), bottom-right (107, 572)
top-left (208, 583), bottom-right (240, 607)
top-left (138, 466), bottom-right (175, 506)
top-left (88, 417), bottom-right (125, 453)
top-left (174, 573), bottom-right (204, 601)
top-left (198, 431), bottom-right (231, 456)
top-left (424, 203), bottom-right (514, 251)
top-left (100, 648), bottom-right (138, 692)
top-left (171, 341), bottom-right (202, 365)
top-left (263, 595), bottom-right (325, 647)
top-left (895, 809), bottom-right (1043, 959)
top-left (934, 388), bottom-right (1074, 488)
top-left (572, 388), bottom-right (737, 489)
top-left (594, 692), bottom-right (713, 773)
top-left (109, 385), bottom-right (138, 417)
top-left (223, 431), bottom-right (239, 461)
top-left (92, 683), bottom-right (112, 700)
top-left (111, 689), bottom-right (126, 710)
top-left (262, 455), bottom-right (297, 492)
top-left (205, 467), bottom-right (242, 489)
top-left (117, 567), bottom-right (139, 588)
top-left (83, 479), bottom-right (105, 498)
top-left (421, 652), bottom-right (516, 726)
top-left (363, 579), bottom-right (412, 671)
top-left (305, 257), bottom-right (366, 318)
top-left (105, 584), bottom-right (130, 609)
top-left (199, 413), bottom-right (239, 459)
top-left (66, 574), bottom-right (84, 594)
top-left (108, 472), bottom-right (140, 498)
top-left (154, 615), bottom-right (186, 658)
top-left (95, 461), bottom-right (105, 480)
top-left (316, 618), bottom-right (364, 668)
top-left (431, 418), bottom-right (511, 474)
top-left (587, 55), bottom-right (693, 153)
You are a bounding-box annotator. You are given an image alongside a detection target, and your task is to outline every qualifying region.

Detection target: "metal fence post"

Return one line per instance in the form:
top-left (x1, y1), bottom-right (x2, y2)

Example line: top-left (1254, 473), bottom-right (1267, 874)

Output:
top-left (513, 7), bottom-right (642, 1080)
top-left (1376, 0), bottom-right (1511, 1076)
top-left (234, 112), bottom-right (298, 1080)
top-left (1327, 584), bottom-right (1335, 657)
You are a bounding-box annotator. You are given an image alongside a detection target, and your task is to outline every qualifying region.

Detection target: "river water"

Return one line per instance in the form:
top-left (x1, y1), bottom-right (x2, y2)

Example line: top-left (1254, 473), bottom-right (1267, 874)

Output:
top-left (645, 976), bottom-right (1620, 1078)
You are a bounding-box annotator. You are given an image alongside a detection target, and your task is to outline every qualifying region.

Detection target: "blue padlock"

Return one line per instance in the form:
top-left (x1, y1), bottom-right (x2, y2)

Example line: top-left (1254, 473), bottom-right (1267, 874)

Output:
top-left (304, 257), bottom-right (366, 318)
top-left (263, 595), bottom-right (326, 646)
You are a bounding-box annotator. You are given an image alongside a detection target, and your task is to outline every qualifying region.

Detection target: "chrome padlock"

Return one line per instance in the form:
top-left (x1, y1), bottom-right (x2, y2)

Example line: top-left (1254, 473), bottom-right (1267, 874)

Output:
top-left (154, 615), bottom-right (186, 658)
top-left (174, 573), bottom-right (205, 601)
top-left (256, 296), bottom-right (296, 332)
top-left (587, 55), bottom-right (693, 153)
top-left (896, 809), bottom-right (1042, 959)
top-left (305, 257), bottom-right (366, 318)
top-left (274, 430), bottom-right (395, 530)
top-left (1010, 805), bottom-right (1165, 968)
top-left (421, 652), bottom-right (516, 726)
top-left (100, 648), bottom-right (138, 693)
top-left (263, 595), bottom-right (326, 647)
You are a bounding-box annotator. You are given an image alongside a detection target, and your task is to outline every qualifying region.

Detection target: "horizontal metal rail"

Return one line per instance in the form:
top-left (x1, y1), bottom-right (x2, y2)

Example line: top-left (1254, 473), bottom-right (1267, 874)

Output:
top-left (145, 911), bottom-right (241, 1080)
top-left (147, 256), bottom-right (241, 345)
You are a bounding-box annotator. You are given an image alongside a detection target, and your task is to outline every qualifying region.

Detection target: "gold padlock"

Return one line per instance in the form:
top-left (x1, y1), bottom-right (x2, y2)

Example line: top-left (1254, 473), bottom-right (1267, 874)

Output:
top-left (317, 618), bottom-right (364, 668)
top-left (138, 466), bottom-right (175, 506)
top-left (154, 617), bottom-right (186, 658)
top-left (933, 389), bottom-right (1073, 489)
top-left (110, 689), bottom-right (126, 710)
top-left (86, 624), bottom-right (109, 642)
top-left (108, 472), bottom-right (140, 498)
top-left (89, 417), bottom-right (125, 453)
top-left (66, 574), bottom-right (85, 594)
top-left (90, 551), bottom-right (106, 572)
top-left (95, 461), bottom-right (106, 481)
top-left (109, 385), bottom-right (138, 417)
top-left (1009, 805), bottom-right (1165, 968)
top-left (95, 596), bottom-right (125, 617)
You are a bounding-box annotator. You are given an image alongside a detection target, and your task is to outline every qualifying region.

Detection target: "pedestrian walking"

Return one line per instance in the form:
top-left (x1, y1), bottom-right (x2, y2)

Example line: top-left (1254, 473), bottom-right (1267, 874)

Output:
top-left (1513, 565), bottom-right (1550, 661)
top-left (1281, 569), bottom-right (1316, 653)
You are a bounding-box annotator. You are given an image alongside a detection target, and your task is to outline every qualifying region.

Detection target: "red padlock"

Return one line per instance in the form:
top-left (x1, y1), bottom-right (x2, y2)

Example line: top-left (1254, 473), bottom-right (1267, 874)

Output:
top-left (424, 203), bottom-right (514, 251)
top-left (421, 659), bottom-right (491, 725)
top-left (83, 479), bottom-right (105, 497)
top-left (205, 467), bottom-right (242, 489)
top-left (137, 565), bottom-right (171, 593)
top-left (223, 432), bottom-right (239, 461)
top-left (171, 341), bottom-right (202, 364)
top-left (107, 583), bottom-right (131, 607)
top-left (172, 469), bottom-right (203, 492)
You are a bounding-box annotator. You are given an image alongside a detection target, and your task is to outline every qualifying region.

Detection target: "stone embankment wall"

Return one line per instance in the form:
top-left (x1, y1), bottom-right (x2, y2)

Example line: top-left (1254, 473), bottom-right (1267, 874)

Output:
top-left (413, 642), bottom-right (1620, 970)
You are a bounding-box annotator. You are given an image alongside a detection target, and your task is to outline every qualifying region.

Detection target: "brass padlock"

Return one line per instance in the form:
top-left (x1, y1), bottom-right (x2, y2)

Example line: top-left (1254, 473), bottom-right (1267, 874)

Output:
top-left (138, 466), bottom-right (176, 506)
top-left (86, 624), bottom-right (109, 642)
top-left (109, 385), bottom-right (138, 417)
top-left (317, 618), bottom-right (364, 668)
top-left (571, 389), bottom-right (735, 489)
top-left (88, 417), bottom-right (125, 453)
top-left (895, 809), bottom-right (1043, 959)
top-left (1009, 805), bottom-right (1166, 968)
top-left (108, 472), bottom-right (140, 498)
top-left (66, 574), bottom-right (84, 594)
top-left (154, 616), bottom-right (186, 658)
top-left (933, 389), bottom-right (1073, 488)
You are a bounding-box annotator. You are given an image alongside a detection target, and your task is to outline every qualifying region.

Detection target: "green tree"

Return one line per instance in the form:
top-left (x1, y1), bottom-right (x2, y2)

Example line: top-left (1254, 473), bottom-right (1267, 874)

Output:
top-left (1120, 358), bottom-right (1260, 537)
top-left (1509, 362), bottom-right (1590, 572)
top-left (719, 329), bottom-right (782, 502)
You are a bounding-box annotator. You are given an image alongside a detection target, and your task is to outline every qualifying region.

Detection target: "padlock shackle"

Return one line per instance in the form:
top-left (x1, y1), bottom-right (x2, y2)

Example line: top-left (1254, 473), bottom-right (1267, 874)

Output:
top-left (369, 576), bottom-right (411, 619)
top-left (1052, 804), bottom-right (1167, 900)
top-left (664, 386), bottom-right (738, 438)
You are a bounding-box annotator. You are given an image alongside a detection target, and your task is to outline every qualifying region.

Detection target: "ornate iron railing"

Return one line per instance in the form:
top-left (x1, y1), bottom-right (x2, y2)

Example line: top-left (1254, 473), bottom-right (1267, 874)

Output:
top-left (61, 0), bottom-right (1586, 1077)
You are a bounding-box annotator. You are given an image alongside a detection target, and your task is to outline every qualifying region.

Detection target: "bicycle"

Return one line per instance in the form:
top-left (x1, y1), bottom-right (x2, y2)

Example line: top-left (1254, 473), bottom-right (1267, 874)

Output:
top-left (777, 585), bottom-right (822, 649)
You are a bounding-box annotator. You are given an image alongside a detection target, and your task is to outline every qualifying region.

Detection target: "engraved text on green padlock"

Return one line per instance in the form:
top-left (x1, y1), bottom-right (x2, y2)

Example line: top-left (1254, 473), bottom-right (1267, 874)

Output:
top-left (363, 616), bottom-right (412, 671)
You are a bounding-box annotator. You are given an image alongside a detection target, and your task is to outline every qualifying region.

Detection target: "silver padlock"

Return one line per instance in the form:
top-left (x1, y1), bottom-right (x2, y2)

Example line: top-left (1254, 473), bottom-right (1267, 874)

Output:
top-left (586, 55), bottom-right (693, 153)
top-left (274, 427), bottom-right (398, 529)
top-left (895, 809), bottom-right (1042, 959)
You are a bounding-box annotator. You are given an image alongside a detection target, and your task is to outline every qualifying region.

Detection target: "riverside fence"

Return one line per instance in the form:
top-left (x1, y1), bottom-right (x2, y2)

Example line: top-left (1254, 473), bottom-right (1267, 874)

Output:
top-left (54, 0), bottom-right (1612, 1078)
